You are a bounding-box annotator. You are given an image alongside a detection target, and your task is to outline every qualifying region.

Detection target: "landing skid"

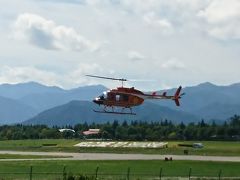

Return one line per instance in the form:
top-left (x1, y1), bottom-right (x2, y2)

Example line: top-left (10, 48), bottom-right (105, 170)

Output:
top-left (93, 109), bottom-right (136, 115)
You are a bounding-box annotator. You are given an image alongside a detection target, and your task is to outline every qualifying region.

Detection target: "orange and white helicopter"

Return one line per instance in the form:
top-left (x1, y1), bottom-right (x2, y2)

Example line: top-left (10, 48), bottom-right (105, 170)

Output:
top-left (87, 75), bottom-right (184, 115)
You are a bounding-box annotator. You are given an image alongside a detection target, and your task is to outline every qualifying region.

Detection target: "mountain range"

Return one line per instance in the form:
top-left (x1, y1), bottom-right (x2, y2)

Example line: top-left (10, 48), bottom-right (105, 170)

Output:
top-left (0, 81), bottom-right (239, 125)
top-left (153, 82), bottom-right (240, 121)
top-left (23, 101), bottom-right (198, 126)
top-left (0, 82), bottom-right (107, 124)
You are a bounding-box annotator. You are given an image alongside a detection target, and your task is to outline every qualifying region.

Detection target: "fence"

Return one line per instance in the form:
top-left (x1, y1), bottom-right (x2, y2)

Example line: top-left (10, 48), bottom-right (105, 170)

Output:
top-left (0, 166), bottom-right (239, 180)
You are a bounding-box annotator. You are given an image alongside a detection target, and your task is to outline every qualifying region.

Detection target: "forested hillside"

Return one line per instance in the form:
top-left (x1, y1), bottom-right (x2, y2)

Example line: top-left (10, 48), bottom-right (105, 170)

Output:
top-left (1, 115), bottom-right (239, 141)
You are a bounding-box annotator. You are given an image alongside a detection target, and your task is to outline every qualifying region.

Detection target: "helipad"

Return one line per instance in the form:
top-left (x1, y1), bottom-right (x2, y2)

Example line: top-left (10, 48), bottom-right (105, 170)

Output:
top-left (74, 141), bottom-right (168, 148)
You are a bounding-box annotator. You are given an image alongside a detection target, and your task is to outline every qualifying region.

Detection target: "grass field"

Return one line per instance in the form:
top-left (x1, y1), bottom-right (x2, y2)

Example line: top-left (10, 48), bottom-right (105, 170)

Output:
top-left (0, 139), bottom-right (239, 156)
top-left (0, 139), bottom-right (239, 179)
top-left (0, 154), bottom-right (69, 159)
top-left (0, 160), bottom-right (239, 179)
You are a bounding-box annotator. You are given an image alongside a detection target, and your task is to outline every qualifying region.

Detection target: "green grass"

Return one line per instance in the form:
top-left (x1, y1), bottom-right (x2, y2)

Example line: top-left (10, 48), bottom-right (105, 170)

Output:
top-left (0, 139), bottom-right (239, 179)
top-left (0, 139), bottom-right (78, 149)
top-left (0, 160), bottom-right (239, 179)
top-left (0, 139), bottom-right (239, 156)
top-left (0, 154), bottom-right (69, 159)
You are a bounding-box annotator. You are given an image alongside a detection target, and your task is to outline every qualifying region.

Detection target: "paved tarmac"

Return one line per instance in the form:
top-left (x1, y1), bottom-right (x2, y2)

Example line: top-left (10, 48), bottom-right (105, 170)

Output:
top-left (0, 150), bottom-right (240, 162)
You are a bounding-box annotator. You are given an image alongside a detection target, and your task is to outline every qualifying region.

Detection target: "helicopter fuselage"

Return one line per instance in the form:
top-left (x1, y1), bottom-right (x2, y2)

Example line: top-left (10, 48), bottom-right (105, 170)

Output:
top-left (93, 87), bottom-right (144, 108)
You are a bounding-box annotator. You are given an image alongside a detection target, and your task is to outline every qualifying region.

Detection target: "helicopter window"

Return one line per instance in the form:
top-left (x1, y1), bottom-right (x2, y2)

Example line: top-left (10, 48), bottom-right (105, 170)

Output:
top-left (99, 95), bottom-right (104, 100)
top-left (99, 91), bottom-right (107, 100)
top-left (116, 94), bottom-right (120, 101)
top-left (122, 94), bottom-right (129, 101)
top-left (103, 91), bottom-right (107, 98)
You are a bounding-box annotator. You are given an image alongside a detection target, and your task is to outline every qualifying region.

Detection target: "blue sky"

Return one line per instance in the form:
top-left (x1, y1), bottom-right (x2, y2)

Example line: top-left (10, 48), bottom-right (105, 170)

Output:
top-left (0, 0), bottom-right (240, 90)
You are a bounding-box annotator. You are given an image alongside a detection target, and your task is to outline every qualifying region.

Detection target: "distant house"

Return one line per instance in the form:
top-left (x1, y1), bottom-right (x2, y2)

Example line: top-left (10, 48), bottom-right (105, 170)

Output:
top-left (59, 129), bottom-right (75, 133)
top-left (82, 129), bottom-right (100, 136)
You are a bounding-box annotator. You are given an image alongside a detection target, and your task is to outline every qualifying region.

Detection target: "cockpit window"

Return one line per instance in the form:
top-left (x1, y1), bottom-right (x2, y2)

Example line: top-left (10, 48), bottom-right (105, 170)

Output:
top-left (103, 91), bottom-right (107, 98)
top-left (99, 91), bottom-right (107, 100)
top-left (99, 95), bottom-right (104, 100)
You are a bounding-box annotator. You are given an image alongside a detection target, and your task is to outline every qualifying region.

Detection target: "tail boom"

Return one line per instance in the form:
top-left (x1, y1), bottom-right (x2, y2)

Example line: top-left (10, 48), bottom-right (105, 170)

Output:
top-left (143, 86), bottom-right (183, 106)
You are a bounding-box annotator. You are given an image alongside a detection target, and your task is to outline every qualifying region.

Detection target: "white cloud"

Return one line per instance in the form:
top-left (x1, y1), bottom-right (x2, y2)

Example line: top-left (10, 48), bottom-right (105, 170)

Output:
top-left (120, 0), bottom-right (208, 13)
top-left (128, 51), bottom-right (145, 61)
top-left (0, 0), bottom-right (239, 89)
top-left (198, 0), bottom-right (240, 24)
top-left (0, 63), bottom-right (105, 88)
top-left (119, 0), bottom-right (209, 35)
top-left (67, 63), bottom-right (104, 85)
top-left (0, 66), bottom-right (59, 86)
top-left (120, 0), bottom-right (162, 13)
top-left (143, 12), bottom-right (173, 34)
top-left (12, 13), bottom-right (100, 51)
top-left (161, 58), bottom-right (185, 70)
top-left (198, 0), bottom-right (240, 40)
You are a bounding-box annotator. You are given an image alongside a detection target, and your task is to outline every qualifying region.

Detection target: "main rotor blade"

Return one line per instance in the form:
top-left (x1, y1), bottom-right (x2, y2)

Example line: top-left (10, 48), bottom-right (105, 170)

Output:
top-left (86, 75), bottom-right (127, 82)
top-left (128, 79), bottom-right (157, 82)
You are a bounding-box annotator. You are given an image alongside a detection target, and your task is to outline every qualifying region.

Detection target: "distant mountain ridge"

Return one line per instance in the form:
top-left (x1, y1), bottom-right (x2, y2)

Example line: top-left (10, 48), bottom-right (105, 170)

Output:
top-left (19, 84), bottom-right (107, 112)
top-left (0, 95), bottom-right (37, 124)
top-left (0, 81), bottom-right (239, 125)
top-left (0, 82), bottom-right (107, 124)
top-left (24, 101), bottom-right (199, 126)
top-left (0, 81), bottom-right (64, 99)
top-left (153, 82), bottom-right (240, 120)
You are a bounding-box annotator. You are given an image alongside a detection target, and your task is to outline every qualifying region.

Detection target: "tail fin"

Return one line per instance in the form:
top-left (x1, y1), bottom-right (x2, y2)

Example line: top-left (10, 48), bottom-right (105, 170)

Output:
top-left (175, 99), bottom-right (180, 106)
top-left (174, 86), bottom-right (182, 106)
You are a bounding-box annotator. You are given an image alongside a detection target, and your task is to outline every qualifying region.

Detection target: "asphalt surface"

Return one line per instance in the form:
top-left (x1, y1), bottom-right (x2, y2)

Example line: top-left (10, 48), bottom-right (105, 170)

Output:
top-left (0, 151), bottom-right (240, 162)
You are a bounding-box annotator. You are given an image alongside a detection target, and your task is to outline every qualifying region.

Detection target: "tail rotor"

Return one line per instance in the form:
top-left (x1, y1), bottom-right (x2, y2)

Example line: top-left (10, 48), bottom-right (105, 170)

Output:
top-left (174, 86), bottom-right (185, 106)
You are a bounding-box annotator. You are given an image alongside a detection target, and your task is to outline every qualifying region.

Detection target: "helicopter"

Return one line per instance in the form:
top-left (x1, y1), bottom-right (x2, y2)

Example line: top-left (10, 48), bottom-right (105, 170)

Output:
top-left (86, 75), bottom-right (185, 115)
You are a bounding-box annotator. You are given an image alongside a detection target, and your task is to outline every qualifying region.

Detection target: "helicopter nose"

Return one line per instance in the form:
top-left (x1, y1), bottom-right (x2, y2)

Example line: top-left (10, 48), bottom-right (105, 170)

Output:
top-left (93, 98), bottom-right (103, 105)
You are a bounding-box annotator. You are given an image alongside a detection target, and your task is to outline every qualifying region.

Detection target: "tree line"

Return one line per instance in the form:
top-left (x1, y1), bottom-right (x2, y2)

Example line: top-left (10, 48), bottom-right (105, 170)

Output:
top-left (0, 115), bottom-right (239, 141)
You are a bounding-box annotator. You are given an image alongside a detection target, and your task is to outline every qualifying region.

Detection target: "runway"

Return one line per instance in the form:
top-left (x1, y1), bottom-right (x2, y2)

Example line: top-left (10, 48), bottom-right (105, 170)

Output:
top-left (0, 151), bottom-right (240, 162)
